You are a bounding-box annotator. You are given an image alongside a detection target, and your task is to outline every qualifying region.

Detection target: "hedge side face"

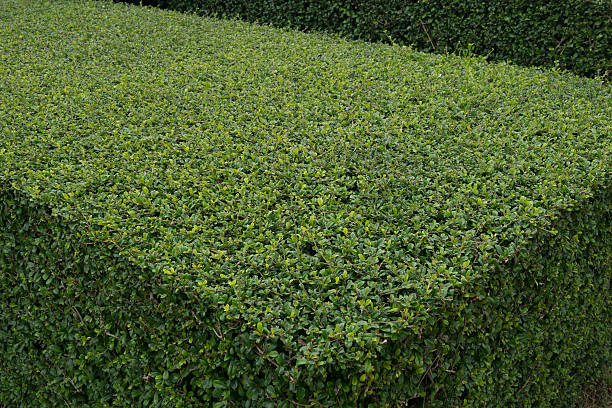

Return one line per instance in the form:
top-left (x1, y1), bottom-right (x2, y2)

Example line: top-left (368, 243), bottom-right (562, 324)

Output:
top-left (0, 1), bottom-right (611, 407)
top-left (125, 0), bottom-right (612, 79)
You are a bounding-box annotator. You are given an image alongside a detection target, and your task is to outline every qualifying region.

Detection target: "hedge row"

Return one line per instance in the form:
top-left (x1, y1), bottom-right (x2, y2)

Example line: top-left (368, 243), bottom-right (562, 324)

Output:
top-left (1, 1), bottom-right (611, 407)
top-left (124, 0), bottom-right (612, 79)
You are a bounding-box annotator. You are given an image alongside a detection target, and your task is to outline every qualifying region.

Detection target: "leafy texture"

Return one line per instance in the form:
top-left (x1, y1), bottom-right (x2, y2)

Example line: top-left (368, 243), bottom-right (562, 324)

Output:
top-left (0, 1), bottom-right (611, 407)
top-left (124, 0), bottom-right (612, 78)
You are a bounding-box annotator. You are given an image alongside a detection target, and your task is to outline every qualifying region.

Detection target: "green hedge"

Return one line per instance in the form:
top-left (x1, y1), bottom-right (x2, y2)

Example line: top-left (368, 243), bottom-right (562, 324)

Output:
top-left (1, 1), bottom-right (611, 407)
top-left (125, 0), bottom-right (612, 79)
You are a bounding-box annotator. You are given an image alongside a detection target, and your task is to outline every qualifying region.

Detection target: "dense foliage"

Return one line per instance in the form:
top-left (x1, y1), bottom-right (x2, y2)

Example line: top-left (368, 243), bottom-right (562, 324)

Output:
top-left (125, 0), bottom-right (612, 78)
top-left (1, 1), bottom-right (611, 407)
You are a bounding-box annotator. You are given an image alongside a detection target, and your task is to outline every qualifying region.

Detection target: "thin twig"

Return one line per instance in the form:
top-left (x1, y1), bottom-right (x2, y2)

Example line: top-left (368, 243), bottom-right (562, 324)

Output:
top-left (419, 19), bottom-right (436, 50)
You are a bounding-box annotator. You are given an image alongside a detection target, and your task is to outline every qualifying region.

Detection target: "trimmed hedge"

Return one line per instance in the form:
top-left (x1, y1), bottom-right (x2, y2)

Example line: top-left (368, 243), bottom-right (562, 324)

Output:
top-left (124, 0), bottom-right (612, 79)
top-left (1, 0), bottom-right (611, 407)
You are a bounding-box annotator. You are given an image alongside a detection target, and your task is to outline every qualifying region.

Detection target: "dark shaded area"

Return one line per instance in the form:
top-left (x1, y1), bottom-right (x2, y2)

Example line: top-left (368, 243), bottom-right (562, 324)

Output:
top-left (115, 0), bottom-right (612, 78)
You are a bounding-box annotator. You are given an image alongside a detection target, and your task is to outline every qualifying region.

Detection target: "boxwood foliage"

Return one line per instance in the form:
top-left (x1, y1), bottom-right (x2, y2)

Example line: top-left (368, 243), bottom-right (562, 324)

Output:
top-left (1, 1), bottom-right (611, 407)
top-left (123, 0), bottom-right (612, 79)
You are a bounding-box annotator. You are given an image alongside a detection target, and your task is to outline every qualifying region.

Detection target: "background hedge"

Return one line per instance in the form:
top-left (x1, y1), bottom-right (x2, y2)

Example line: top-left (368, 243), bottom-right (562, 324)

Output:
top-left (1, 1), bottom-right (611, 407)
top-left (124, 0), bottom-right (612, 79)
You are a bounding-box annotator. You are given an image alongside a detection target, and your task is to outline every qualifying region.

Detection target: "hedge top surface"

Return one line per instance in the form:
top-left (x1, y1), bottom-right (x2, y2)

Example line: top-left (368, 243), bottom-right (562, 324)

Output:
top-left (1, 0), bottom-right (611, 359)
